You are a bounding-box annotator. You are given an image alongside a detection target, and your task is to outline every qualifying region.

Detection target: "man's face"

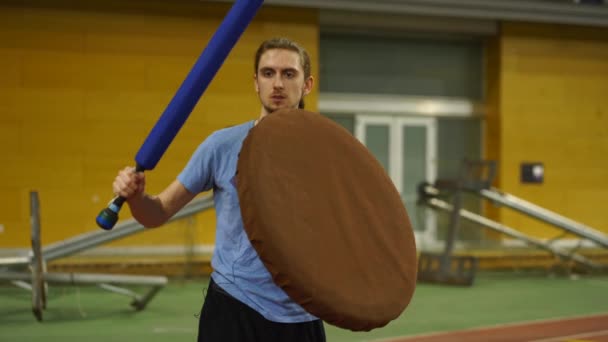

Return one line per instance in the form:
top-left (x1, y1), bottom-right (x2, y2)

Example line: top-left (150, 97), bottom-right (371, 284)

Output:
top-left (255, 49), bottom-right (312, 116)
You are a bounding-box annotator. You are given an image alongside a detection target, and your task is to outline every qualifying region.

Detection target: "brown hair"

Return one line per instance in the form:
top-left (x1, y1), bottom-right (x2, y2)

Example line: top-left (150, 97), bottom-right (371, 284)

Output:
top-left (254, 38), bottom-right (311, 109)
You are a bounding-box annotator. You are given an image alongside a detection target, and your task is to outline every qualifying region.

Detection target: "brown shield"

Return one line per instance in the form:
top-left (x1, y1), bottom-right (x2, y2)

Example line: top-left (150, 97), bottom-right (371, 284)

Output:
top-left (236, 108), bottom-right (417, 331)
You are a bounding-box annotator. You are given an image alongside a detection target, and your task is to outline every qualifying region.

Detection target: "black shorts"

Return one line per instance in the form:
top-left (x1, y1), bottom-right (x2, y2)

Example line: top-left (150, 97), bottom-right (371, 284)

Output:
top-left (197, 278), bottom-right (326, 342)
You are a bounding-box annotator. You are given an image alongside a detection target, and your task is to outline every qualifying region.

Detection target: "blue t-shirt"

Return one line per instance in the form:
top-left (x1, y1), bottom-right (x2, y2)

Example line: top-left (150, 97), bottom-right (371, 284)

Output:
top-left (178, 120), bottom-right (318, 323)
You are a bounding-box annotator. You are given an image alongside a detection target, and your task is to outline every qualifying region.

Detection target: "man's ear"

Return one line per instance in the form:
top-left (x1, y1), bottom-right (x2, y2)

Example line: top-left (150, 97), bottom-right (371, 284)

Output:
top-left (303, 76), bottom-right (314, 96)
top-left (254, 74), bottom-right (259, 93)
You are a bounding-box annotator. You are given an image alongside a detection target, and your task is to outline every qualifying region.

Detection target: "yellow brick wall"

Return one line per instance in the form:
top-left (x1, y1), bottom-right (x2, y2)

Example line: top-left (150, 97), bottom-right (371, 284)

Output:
top-left (0, 0), bottom-right (319, 249)
top-left (495, 22), bottom-right (608, 239)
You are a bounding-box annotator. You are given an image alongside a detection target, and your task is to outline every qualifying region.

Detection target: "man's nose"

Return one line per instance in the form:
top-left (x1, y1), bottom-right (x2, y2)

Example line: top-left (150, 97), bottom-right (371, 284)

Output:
top-left (273, 75), bottom-right (284, 88)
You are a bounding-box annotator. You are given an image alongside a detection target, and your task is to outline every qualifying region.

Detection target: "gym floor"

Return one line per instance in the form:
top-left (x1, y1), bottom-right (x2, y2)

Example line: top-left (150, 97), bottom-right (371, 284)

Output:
top-left (1, 272), bottom-right (607, 342)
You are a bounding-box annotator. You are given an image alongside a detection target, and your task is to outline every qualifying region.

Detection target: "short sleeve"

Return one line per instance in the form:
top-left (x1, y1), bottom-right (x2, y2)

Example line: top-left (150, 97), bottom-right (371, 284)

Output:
top-left (178, 134), bottom-right (216, 194)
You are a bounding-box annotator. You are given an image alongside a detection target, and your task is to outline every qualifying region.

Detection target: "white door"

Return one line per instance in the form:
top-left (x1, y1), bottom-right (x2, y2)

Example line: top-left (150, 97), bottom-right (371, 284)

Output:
top-left (355, 115), bottom-right (438, 249)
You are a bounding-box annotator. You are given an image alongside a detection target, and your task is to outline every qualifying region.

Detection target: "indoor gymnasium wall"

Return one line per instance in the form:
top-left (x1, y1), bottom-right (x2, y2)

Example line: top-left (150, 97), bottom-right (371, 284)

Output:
top-left (494, 22), bottom-right (608, 240)
top-left (0, 0), bottom-right (319, 253)
top-left (481, 35), bottom-right (502, 241)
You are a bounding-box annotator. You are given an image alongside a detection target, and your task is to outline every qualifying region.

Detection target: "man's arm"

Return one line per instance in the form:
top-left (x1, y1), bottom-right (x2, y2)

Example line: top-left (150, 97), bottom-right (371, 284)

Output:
top-left (127, 179), bottom-right (197, 228)
top-left (113, 167), bottom-right (197, 228)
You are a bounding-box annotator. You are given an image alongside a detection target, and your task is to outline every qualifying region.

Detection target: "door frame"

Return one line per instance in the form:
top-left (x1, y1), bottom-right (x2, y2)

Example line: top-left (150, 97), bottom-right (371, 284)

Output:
top-left (355, 114), bottom-right (439, 248)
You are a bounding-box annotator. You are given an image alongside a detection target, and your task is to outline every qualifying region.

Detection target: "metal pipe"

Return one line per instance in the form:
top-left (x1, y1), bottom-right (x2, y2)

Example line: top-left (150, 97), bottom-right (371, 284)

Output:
top-left (98, 283), bottom-right (141, 298)
top-left (426, 198), bottom-right (602, 270)
top-left (259, 0), bottom-right (608, 27)
top-left (43, 195), bottom-right (214, 261)
top-left (480, 189), bottom-right (608, 249)
top-left (0, 257), bottom-right (31, 266)
top-left (0, 271), bottom-right (167, 286)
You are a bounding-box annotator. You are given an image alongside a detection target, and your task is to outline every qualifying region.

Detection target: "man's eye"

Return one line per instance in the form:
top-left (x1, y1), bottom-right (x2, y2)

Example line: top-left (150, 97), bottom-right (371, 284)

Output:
top-left (263, 70), bottom-right (273, 77)
top-left (285, 72), bottom-right (295, 78)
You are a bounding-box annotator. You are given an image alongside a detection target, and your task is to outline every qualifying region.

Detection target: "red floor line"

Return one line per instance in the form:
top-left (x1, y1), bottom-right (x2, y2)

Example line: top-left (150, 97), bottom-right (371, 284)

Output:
top-left (528, 329), bottom-right (608, 342)
top-left (375, 312), bottom-right (608, 342)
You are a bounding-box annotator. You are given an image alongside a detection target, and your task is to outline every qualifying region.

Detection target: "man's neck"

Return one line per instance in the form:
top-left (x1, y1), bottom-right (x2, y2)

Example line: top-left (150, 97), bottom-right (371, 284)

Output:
top-left (256, 108), bottom-right (269, 126)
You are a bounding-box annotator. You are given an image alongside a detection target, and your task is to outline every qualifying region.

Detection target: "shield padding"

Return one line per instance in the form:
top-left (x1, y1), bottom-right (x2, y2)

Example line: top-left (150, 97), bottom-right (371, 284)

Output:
top-left (236, 109), bottom-right (417, 331)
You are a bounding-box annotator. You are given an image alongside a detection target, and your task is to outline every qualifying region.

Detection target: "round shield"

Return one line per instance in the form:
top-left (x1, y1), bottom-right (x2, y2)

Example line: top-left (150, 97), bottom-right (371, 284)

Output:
top-left (236, 108), bottom-right (417, 331)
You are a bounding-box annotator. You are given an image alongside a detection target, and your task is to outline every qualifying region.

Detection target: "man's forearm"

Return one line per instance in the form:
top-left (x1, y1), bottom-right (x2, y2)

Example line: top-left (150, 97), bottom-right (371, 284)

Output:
top-left (127, 194), bottom-right (170, 228)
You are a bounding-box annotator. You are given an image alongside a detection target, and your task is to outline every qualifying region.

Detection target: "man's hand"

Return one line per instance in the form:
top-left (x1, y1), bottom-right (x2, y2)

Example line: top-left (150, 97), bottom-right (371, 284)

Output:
top-left (113, 166), bottom-right (146, 201)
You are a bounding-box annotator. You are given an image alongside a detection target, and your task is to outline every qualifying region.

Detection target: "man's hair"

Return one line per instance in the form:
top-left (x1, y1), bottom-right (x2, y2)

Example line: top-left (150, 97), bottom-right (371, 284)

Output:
top-left (254, 37), bottom-right (311, 109)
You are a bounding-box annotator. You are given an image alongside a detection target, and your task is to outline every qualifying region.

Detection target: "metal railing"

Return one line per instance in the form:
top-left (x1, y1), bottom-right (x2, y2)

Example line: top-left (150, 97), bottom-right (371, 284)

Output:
top-left (0, 192), bottom-right (215, 321)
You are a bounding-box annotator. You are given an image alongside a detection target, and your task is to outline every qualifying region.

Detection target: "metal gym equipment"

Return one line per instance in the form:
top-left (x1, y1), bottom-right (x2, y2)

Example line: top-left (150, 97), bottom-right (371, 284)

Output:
top-left (0, 191), bottom-right (214, 321)
top-left (417, 160), bottom-right (606, 286)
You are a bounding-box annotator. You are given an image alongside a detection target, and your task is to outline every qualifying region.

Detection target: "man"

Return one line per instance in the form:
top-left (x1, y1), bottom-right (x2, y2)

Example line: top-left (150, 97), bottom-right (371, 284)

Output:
top-left (112, 38), bottom-right (326, 341)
